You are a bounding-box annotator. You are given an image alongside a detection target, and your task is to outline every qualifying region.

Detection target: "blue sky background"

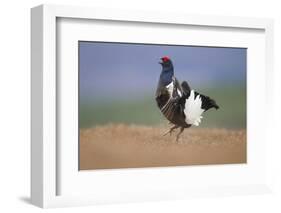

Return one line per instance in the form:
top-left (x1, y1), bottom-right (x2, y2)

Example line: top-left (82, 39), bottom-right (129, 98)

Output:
top-left (79, 41), bottom-right (246, 102)
top-left (79, 41), bottom-right (246, 128)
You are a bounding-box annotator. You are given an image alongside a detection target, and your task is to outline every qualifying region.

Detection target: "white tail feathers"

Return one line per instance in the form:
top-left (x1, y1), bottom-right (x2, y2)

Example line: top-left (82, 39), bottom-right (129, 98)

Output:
top-left (184, 90), bottom-right (204, 126)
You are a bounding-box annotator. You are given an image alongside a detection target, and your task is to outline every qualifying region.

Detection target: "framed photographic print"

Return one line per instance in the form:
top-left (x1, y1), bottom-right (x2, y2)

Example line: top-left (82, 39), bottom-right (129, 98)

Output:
top-left (31, 4), bottom-right (274, 208)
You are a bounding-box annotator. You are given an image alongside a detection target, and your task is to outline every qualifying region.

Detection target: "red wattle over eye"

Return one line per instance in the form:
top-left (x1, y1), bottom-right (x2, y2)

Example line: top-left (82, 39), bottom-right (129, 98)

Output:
top-left (162, 56), bottom-right (170, 62)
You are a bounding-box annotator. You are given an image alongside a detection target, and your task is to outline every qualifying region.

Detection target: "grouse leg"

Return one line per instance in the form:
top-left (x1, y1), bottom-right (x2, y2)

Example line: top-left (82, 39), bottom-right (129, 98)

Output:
top-left (176, 127), bottom-right (185, 142)
top-left (163, 125), bottom-right (179, 136)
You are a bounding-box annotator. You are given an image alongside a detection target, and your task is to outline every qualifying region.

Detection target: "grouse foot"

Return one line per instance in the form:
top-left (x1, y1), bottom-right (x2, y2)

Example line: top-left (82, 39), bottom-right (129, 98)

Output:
top-left (163, 125), bottom-right (179, 136)
top-left (176, 127), bottom-right (185, 142)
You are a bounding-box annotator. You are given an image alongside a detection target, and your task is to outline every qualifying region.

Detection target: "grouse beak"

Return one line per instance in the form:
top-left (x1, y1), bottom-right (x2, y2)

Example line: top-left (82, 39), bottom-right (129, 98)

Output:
top-left (159, 61), bottom-right (163, 65)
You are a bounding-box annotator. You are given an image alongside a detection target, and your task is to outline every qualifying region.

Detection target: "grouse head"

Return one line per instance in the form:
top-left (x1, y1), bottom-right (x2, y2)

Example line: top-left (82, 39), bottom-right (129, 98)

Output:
top-left (159, 56), bottom-right (174, 71)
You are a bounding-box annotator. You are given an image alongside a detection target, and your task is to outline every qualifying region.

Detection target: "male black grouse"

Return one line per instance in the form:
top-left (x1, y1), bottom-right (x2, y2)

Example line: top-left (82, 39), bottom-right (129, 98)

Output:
top-left (155, 56), bottom-right (219, 141)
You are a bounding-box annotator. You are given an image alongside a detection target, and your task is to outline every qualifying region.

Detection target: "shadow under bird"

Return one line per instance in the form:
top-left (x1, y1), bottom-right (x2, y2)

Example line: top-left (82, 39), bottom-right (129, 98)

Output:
top-left (155, 56), bottom-right (219, 141)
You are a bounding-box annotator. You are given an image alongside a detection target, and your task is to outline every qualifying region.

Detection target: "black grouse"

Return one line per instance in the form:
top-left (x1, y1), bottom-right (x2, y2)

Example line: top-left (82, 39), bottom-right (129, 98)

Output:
top-left (155, 56), bottom-right (219, 141)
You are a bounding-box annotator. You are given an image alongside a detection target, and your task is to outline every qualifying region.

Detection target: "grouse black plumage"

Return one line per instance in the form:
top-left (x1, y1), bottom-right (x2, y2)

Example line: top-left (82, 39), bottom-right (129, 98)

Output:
top-left (155, 56), bottom-right (219, 141)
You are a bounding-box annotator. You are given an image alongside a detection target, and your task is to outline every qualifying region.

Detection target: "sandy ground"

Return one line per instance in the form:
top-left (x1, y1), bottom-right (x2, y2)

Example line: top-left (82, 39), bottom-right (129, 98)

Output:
top-left (79, 124), bottom-right (246, 170)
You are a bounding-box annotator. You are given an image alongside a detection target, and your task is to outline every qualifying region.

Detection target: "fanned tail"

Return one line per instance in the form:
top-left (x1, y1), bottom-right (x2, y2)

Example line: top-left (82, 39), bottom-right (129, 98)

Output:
top-left (194, 91), bottom-right (219, 111)
top-left (183, 90), bottom-right (219, 126)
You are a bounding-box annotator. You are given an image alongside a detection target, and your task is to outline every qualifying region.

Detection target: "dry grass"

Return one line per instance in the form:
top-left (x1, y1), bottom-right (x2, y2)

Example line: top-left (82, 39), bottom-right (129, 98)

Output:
top-left (79, 124), bottom-right (246, 170)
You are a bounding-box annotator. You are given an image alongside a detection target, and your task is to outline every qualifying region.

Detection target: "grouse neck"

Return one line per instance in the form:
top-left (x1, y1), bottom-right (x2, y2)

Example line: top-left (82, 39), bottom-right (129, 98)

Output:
top-left (160, 68), bottom-right (174, 86)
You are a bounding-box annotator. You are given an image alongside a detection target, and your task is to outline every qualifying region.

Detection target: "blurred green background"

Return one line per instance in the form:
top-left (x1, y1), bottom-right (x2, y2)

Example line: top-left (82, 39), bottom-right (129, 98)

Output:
top-left (79, 42), bottom-right (246, 129)
top-left (80, 85), bottom-right (246, 129)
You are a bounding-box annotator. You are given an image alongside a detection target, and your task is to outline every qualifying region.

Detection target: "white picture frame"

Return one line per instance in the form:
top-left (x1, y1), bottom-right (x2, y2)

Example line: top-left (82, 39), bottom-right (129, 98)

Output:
top-left (31, 4), bottom-right (274, 208)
